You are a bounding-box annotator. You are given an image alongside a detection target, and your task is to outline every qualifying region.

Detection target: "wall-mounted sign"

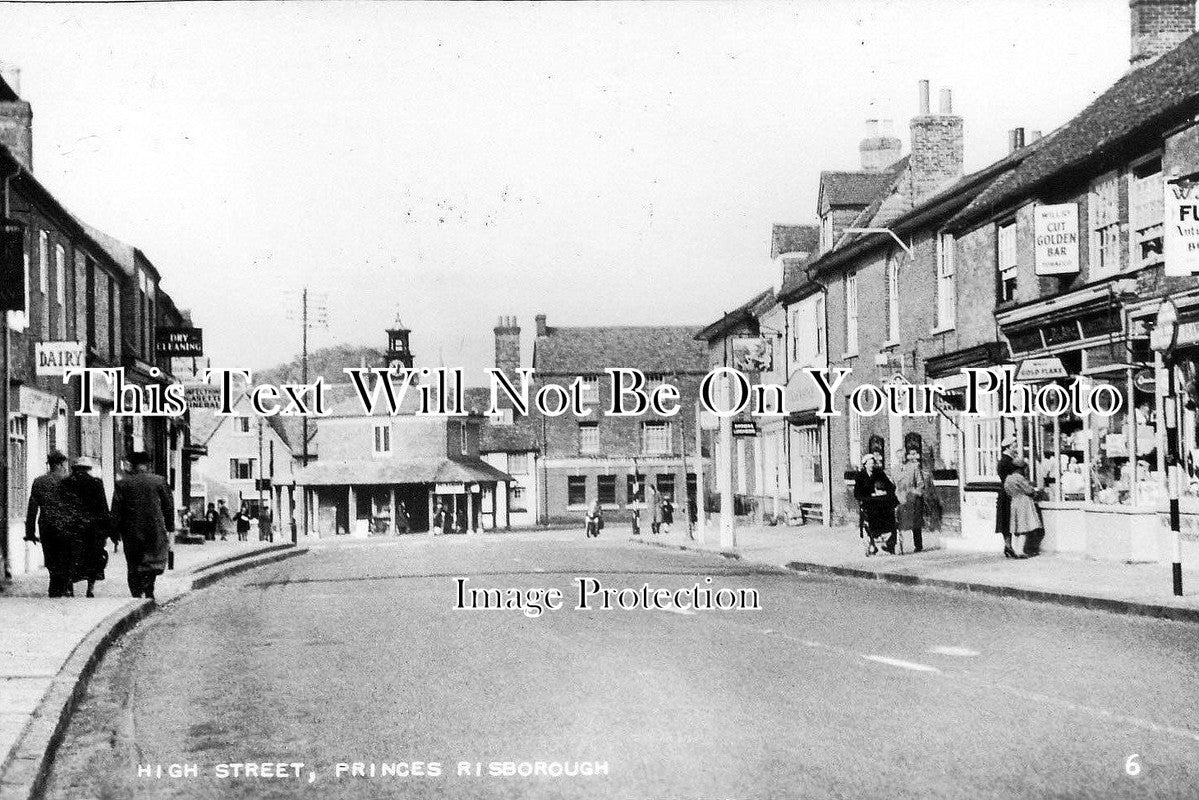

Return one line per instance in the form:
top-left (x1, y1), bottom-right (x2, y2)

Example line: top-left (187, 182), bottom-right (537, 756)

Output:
top-left (1133, 369), bottom-right (1157, 393)
top-left (0, 218), bottom-right (25, 312)
top-left (1166, 180), bottom-right (1199, 276)
top-left (732, 420), bottom-right (759, 437)
top-left (1034, 203), bottom-right (1080, 275)
top-left (435, 483), bottom-right (465, 495)
top-left (35, 341), bottom-right (85, 376)
top-left (1015, 356), bottom-right (1067, 382)
top-left (731, 337), bottom-right (773, 372)
top-left (184, 384), bottom-right (223, 409)
top-left (156, 327), bottom-right (204, 357)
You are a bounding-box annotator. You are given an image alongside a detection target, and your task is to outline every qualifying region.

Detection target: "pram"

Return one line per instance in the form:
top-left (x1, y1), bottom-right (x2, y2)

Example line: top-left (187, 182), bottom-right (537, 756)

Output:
top-left (859, 507), bottom-right (904, 556)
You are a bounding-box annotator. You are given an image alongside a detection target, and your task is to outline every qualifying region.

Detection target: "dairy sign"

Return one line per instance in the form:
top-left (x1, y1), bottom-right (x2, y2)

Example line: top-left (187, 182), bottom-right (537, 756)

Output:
top-left (1166, 180), bottom-right (1199, 276)
top-left (1034, 203), bottom-right (1080, 275)
top-left (35, 341), bottom-right (85, 376)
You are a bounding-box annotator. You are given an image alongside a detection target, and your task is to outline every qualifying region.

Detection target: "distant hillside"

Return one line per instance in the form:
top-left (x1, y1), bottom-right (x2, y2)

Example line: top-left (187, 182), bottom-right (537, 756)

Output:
top-left (256, 344), bottom-right (386, 386)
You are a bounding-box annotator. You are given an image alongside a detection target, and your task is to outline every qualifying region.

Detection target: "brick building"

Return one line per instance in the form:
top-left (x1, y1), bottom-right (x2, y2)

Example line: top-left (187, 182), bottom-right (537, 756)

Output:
top-left (532, 315), bottom-right (708, 526)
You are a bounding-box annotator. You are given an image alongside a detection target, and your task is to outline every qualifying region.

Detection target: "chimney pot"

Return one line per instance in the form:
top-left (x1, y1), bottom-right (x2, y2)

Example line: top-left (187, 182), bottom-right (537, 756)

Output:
top-left (0, 62), bottom-right (32, 170)
top-left (1009, 127), bottom-right (1026, 153)
top-left (918, 80), bottom-right (931, 115)
top-left (1029, 129), bottom-right (1042, 143)
top-left (535, 314), bottom-right (547, 337)
top-left (939, 88), bottom-right (953, 115)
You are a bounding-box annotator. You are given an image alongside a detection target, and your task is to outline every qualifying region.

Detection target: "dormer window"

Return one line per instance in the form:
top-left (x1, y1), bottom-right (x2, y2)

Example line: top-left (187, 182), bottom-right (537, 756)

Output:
top-left (1129, 156), bottom-right (1164, 270)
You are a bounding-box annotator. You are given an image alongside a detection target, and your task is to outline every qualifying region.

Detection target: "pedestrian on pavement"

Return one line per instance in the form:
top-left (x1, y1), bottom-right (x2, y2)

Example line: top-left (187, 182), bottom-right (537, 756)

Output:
top-left (1005, 456), bottom-right (1044, 558)
top-left (649, 486), bottom-right (662, 535)
top-left (660, 494), bottom-right (674, 536)
top-left (896, 447), bottom-right (941, 554)
top-left (258, 506), bottom-right (273, 542)
top-left (855, 454), bottom-right (899, 555)
top-left (111, 451), bottom-right (175, 600)
top-left (996, 435), bottom-right (1019, 559)
top-left (584, 498), bottom-right (603, 538)
top-left (24, 450), bottom-right (76, 597)
top-left (234, 506), bottom-right (252, 542)
top-left (63, 457), bottom-right (114, 598)
top-left (396, 501), bottom-right (411, 534)
top-left (216, 499), bottom-right (232, 541)
top-left (204, 503), bottom-right (220, 541)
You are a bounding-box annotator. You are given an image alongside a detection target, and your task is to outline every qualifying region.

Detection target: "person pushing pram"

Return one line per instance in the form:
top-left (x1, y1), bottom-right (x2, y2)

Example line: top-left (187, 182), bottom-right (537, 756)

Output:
top-left (854, 453), bottom-right (899, 556)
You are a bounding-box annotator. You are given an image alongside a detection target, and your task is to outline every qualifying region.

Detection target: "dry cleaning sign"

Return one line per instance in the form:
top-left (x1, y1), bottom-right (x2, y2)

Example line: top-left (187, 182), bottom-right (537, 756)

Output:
top-left (1166, 180), bottom-right (1199, 276)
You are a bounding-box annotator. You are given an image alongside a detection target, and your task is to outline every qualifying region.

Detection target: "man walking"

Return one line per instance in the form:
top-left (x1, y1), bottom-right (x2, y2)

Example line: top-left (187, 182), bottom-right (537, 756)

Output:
top-left (111, 451), bottom-right (174, 600)
top-left (24, 450), bottom-right (75, 597)
top-left (63, 456), bottom-right (114, 598)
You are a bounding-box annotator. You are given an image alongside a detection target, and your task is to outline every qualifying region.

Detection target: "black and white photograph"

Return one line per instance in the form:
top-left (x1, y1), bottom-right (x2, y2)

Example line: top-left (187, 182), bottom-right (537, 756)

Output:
top-left (2, 1), bottom-right (1199, 797)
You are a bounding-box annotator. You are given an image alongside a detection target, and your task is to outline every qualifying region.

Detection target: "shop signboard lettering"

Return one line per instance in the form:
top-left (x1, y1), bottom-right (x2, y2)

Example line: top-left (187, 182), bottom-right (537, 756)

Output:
top-left (1034, 203), bottom-right (1080, 275)
top-left (155, 327), bottom-right (204, 357)
top-left (732, 420), bottom-right (759, 437)
top-left (184, 384), bottom-right (223, 409)
top-left (1015, 357), bottom-right (1068, 382)
top-left (34, 341), bottom-right (85, 376)
top-left (1165, 180), bottom-right (1199, 276)
top-left (435, 483), bottom-right (465, 494)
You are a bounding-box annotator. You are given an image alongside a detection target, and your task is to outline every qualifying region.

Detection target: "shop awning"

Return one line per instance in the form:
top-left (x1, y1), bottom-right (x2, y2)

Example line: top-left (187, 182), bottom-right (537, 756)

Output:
top-left (294, 457), bottom-right (513, 487)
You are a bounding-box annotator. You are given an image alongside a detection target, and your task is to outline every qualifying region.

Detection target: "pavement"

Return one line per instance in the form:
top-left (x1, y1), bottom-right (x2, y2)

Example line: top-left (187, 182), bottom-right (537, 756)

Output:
top-left (0, 537), bottom-right (305, 800)
top-left (36, 535), bottom-right (1199, 798)
top-left (630, 519), bottom-right (1199, 622)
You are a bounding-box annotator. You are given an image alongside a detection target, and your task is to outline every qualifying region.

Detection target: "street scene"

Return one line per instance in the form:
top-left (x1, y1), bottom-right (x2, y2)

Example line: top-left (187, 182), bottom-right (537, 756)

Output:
top-left (2, 1), bottom-right (1199, 798)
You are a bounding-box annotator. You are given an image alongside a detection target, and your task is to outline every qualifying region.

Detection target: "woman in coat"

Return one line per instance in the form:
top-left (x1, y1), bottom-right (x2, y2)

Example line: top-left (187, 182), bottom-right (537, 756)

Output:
top-left (995, 435), bottom-right (1019, 558)
top-left (1004, 456), bottom-right (1044, 558)
top-left (896, 447), bottom-right (941, 553)
top-left (584, 499), bottom-right (603, 538)
top-left (854, 454), bottom-right (899, 555)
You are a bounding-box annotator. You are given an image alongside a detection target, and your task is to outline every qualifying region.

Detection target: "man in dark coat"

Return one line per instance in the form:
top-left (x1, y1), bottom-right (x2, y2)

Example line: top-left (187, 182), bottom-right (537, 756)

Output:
top-left (112, 451), bottom-right (175, 600)
top-left (854, 454), bottom-right (899, 555)
top-left (24, 450), bottom-right (75, 597)
top-left (63, 456), bottom-right (114, 597)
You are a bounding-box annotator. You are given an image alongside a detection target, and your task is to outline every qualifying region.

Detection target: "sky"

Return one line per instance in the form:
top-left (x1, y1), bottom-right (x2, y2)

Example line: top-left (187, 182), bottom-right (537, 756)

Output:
top-left (0, 0), bottom-right (1130, 377)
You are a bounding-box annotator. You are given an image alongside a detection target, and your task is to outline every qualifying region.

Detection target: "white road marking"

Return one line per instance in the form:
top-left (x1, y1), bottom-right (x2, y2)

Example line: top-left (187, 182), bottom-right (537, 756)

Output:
top-left (863, 655), bottom-right (941, 673)
top-left (930, 645), bottom-right (980, 657)
top-left (533, 567), bottom-right (546, 573)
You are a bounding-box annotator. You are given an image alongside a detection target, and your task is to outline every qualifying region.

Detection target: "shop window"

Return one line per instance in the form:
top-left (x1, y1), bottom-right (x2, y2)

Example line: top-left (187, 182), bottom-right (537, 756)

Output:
top-left (965, 391), bottom-right (1002, 483)
top-left (1130, 156), bottom-right (1164, 270)
top-left (997, 220), bottom-right (1018, 303)
top-left (597, 474), bottom-right (617, 505)
top-left (579, 422), bottom-right (600, 454)
top-left (845, 272), bottom-right (859, 355)
top-left (656, 473), bottom-right (676, 500)
top-left (1079, 310), bottom-right (1122, 339)
top-left (642, 421), bottom-right (672, 455)
top-left (8, 416), bottom-right (28, 512)
top-left (1007, 328), bottom-right (1044, 354)
top-left (627, 473), bottom-right (646, 503)
top-left (1043, 320), bottom-right (1082, 347)
top-left (796, 425), bottom-right (822, 484)
top-left (936, 232), bottom-right (956, 330)
top-left (1089, 172), bottom-right (1122, 277)
top-left (567, 475), bottom-right (587, 507)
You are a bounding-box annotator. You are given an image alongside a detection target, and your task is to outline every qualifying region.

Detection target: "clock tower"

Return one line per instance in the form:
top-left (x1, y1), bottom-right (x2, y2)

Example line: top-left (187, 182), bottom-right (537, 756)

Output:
top-left (386, 313), bottom-right (414, 373)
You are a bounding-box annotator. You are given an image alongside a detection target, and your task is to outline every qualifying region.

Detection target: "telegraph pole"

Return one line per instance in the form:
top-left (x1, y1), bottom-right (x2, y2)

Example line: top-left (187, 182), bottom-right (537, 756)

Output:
top-left (286, 286), bottom-right (326, 538)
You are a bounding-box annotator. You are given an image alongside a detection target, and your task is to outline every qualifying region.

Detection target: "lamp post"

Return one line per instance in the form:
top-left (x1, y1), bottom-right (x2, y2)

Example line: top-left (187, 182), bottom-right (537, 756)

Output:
top-left (1150, 298), bottom-right (1183, 596)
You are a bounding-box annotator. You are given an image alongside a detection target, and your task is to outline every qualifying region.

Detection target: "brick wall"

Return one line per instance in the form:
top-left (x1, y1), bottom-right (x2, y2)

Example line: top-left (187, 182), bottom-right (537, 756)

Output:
top-left (1131, 0), bottom-right (1196, 67)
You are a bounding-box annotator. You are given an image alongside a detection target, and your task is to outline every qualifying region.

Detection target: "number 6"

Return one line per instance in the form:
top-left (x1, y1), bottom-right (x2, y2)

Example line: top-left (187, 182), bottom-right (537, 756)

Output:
top-left (1126, 754), bottom-right (1141, 776)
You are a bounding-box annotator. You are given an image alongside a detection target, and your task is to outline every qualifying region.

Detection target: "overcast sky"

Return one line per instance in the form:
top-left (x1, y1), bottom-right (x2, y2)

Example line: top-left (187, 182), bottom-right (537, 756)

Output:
top-left (0, 0), bottom-right (1130, 376)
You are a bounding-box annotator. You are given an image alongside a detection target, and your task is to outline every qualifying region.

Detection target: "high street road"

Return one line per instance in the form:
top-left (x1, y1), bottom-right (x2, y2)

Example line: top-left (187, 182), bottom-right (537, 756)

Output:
top-left (40, 532), bottom-right (1199, 799)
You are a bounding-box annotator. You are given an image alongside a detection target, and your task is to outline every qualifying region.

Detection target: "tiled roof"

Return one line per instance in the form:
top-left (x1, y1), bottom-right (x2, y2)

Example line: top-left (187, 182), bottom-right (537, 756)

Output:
top-left (695, 288), bottom-right (775, 343)
top-left (778, 257), bottom-right (818, 300)
top-left (948, 31), bottom-right (1199, 231)
top-left (78, 222), bottom-right (137, 277)
top-left (294, 456), bottom-right (511, 486)
top-left (819, 157), bottom-right (909, 211)
top-left (770, 224), bottom-right (819, 259)
top-left (534, 325), bottom-right (708, 375)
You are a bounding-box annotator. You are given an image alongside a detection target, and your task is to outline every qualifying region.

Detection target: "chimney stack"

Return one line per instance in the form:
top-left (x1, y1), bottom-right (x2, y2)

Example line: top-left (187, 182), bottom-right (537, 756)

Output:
top-left (1009, 127), bottom-right (1026, 153)
top-left (1029, 129), bottom-right (1042, 143)
top-left (493, 315), bottom-right (521, 378)
top-left (1129, 0), bottom-right (1196, 69)
top-left (909, 80), bottom-right (964, 203)
top-left (859, 118), bottom-right (903, 172)
top-left (0, 63), bottom-right (32, 170)
top-left (535, 314), bottom-right (548, 338)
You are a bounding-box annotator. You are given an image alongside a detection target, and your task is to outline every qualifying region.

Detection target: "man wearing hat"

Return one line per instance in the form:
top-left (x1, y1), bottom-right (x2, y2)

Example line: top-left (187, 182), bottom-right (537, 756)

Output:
top-left (63, 456), bottom-right (114, 597)
top-left (111, 451), bottom-right (175, 600)
top-left (24, 450), bottom-right (74, 597)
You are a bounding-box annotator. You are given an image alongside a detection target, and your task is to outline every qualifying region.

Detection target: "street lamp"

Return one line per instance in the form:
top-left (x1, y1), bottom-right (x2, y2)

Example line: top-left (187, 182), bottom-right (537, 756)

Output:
top-left (1150, 298), bottom-right (1183, 596)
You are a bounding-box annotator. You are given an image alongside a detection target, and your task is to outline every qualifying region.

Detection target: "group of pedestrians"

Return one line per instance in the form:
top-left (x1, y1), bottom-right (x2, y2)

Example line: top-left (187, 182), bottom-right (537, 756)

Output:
top-left (853, 436), bottom-right (1045, 559)
top-left (592, 486), bottom-right (675, 539)
top-left (24, 450), bottom-right (174, 600)
top-left (200, 499), bottom-right (273, 542)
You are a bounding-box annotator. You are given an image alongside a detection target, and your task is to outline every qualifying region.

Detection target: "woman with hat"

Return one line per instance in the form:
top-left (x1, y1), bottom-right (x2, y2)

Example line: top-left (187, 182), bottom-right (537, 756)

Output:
top-left (854, 453), bottom-right (899, 555)
top-left (63, 456), bottom-right (114, 597)
top-left (996, 435), bottom-right (1021, 558)
top-left (1004, 455), bottom-right (1044, 557)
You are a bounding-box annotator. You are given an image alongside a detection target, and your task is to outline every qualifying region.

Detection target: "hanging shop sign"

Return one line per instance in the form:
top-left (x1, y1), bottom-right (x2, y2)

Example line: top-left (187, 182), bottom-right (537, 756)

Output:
top-left (1133, 369), bottom-right (1157, 393)
top-left (731, 337), bottom-right (773, 372)
top-left (184, 384), bottom-right (223, 409)
top-left (435, 483), bottom-right (465, 495)
top-left (155, 327), bottom-right (204, 357)
top-left (1034, 203), bottom-right (1080, 275)
top-left (0, 218), bottom-right (25, 312)
top-left (34, 341), bottom-right (85, 376)
top-left (1165, 180), bottom-right (1199, 276)
top-left (732, 420), bottom-right (759, 437)
top-left (1015, 356), bottom-right (1067, 382)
